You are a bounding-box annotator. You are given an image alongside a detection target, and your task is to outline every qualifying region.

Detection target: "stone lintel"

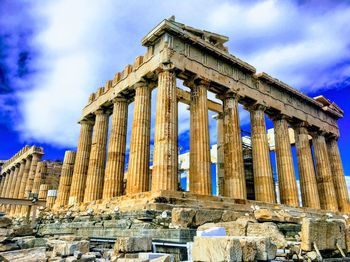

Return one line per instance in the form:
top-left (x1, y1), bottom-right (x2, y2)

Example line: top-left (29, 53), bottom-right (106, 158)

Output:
top-left (2, 146), bottom-right (44, 175)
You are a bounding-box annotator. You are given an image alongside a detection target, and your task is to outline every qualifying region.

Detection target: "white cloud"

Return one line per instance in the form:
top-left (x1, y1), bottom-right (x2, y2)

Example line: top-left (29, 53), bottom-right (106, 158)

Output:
top-left (11, 0), bottom-right (350, 147)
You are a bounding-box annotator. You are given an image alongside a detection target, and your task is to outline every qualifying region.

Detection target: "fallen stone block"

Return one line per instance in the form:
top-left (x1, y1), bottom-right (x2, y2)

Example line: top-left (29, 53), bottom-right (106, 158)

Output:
top-left (0, 216), bottom-right (12, 228)
top-left (13, 236), bottom-right (36, 249)
top-left (0, 247), bottom-right (46, 262)
top-left (52, 239), bottom-right (89, 257)
top-left (193, 209), bottom-right (223, 226)
top-left (239, 238), bottom-right (257, 262)
top-left (198, 219), bottom-right (249, 236)
top-left (114, 236), bottom-right (152, 254)
top-left (301, 218), bottom-right (346, 251)
top-left (247, 222), bottom-right (287, 248)
top-left (0, 241), bottom-right (19, 252)
top-left (171, 208), bottom-right (195, 228)
top-left (192, 236), bottom-right (242, 261)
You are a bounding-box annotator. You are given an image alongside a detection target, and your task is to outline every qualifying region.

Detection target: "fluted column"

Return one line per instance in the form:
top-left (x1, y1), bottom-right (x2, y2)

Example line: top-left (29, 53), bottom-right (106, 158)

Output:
top-left (152, 69), bottom-right (178, 192)
top-left (1, 172), bottom-right (10, 197)
top-left (215, 113), bottom-right (224, 196)
top-left (188, 80), bottom-right (211, 195)
top-left (32, 161), bottom-right (48, 195)
top-left (273, 115), bottom-right (299, 207)
top-left (8, 166), bottom-right (19, 198)
top-left (38, 184), bottom-right (50, 200)
top-left (294, 123), bottom-right (320, 209)
top-left (0, 176), bottom-right (5, 197)
top-left (15, 157), bottom-right (32, 214)
top-left (17, 157), bottom-right (32, 199)
top-left (222, 92), bottom-right (246, 199)
top-left (55, 151), bottom-right (76, 207)
top-left (13, 160), bottom-right (26, 199)
top-left (83, 109), bottom-right (109, 203)
top-left (249, 105), bottom-right (276, 203)
top-left (69, 120), bottom-right (93, 205)
top-left (24, 153), bottom-right (42, 198)
top-left (126, 82), bottom-right (151, 194)
top-left (327, 137), bottom-right (349, 212)
top-left (313, 133), bottom-right (338, 211)
top-left (103, 97), bottom-right (128, 199)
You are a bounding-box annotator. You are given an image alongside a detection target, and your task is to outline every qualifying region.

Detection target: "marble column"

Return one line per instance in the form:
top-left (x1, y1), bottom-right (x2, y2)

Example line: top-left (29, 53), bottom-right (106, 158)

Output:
top-left (69, 120), bottom-right (93, 205)
top-left (152, 69), bottom-right (178, 192)
top-left (8, 166), bottom-right (19, 198)
top-left (313, 133), bottom-right (338, 211)
top-left (215, 113), bottom-right (225, 196)
top-left (223, 92), bottom-right (246, 199)
top-left (327, 137), bottom-right (349, 212)
top-left (188, 80), bottom-right (211, 195)
top-left (294, 123), bottom-right (320, 209)
top-left (10, 160), bottom-right (26, 215)
top-left (0, 176), bottom-right (5, 197)
top-left (17, 157), bottom-right (32, 199)
top-left (249, 105), bottom-right (276, 203)
top-left (32, 161), bottom-right (48, 195)
top-left (13, 160), bottom-right (26, 199)
top-left (103, 97), bottom-right (128, 199)
top-left (24, 153), bottom-right (42, 198)
top-left (1, 172), bottom-right (10, 197)
top-left (83, 109), bottom-right (109, 203)
top-left (126, 82), bottom-right (151, 194)
top-left (55, 151), bottom-right (76, 207)
top-left (273, 115), bottom-right (299, 207)
top-left (15, 157), bottom-right (32, 214)
top-left (38, 184), bottom-right (50, 200)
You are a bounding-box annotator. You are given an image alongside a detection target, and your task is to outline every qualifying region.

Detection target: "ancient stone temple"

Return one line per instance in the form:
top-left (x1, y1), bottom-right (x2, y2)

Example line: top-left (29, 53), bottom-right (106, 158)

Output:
top-left (1, 18), bottom-right (349, 262)
top-left (55, 17), bottom-right (348, 214)
top-left (0, 145), bottom-right (62, 216)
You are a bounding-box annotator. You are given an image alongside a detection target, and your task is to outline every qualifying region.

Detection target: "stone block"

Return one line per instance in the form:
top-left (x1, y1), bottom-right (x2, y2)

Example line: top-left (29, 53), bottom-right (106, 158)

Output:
top-left (12, 225), bottom-right (33, 237)
top-left (198, 220), bottom-right (248, 236)
top-left (0, 242), bottom-right (19, 252)
top-left (300, 218), bottom-right (346, 251)
top-left (52, 240), bottom-right (89, 257)
top-left (0, 216), bottom-right (12, 228)
top-left (221, 210), bottom-right (242, 222)
top-left (13, 236), bottom-right (36, 249)
top-left (114, 236), bottom-right (152, 254)
top-left (171, 208), bottom-right (195, 228)
top-left (239, 238), bottom-right (257, 262)
top-left (247, 222), bottom-right (286, 248)
top-left (251, 237), bottom-right (277, 261)
top-left (193, 209), bottom-right (223, 226)
top-left (192, 236), bottom-right (242, 261)
top-left (0, 247), bottom-right (46, 262)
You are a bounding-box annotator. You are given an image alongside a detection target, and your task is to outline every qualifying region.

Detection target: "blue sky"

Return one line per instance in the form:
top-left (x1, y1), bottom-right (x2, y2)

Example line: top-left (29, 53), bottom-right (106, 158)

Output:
top-left (1, 0), bottom-right (350, 193)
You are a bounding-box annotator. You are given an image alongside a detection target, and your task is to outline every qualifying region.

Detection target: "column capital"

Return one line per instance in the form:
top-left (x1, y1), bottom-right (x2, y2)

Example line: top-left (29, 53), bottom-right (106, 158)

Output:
top-left (218, 90), bottom-right (240, 101)
top-left (310, 129), bottom-right (328, 138)
top-left (183, 77), bottom-right (210, 89)
top-left (244, 102), bottom-right (267, 112)
top-left (95, 108), bottom-right (111, 116)
top-left (78, 118), bottom-right (94, 125)
top-left (290, 120), bottom-right (310, 132)
top-left (268, 112), bottom-right (290, 122)
top-left (112, 96), bottom-right (127, 103)
top-left (159, 62), bottom-right (175, 72)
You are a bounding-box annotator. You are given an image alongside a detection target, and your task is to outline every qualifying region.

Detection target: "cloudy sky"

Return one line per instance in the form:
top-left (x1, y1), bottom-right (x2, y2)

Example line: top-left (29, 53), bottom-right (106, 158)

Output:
top-left (1, 0), bottom-right (350, 195)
